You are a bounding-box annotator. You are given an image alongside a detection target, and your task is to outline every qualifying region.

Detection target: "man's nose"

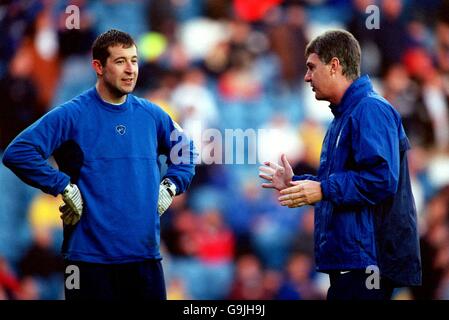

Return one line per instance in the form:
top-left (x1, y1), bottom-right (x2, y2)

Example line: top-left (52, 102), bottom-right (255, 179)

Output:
top-left (304, 72), bottom-right (311, 82)
top-left (125, 62), bottom-right (135, 73)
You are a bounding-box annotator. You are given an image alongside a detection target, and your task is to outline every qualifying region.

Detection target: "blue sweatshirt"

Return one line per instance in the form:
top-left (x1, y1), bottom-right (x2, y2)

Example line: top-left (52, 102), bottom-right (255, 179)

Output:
top-left (2, 87), bottom-right (197, 263)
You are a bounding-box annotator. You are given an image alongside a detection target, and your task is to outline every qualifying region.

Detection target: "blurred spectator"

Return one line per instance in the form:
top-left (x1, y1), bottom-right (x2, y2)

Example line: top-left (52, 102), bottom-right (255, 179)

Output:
top-left (193, 209), bottom-right (235, 299)
top-left (0, 68), bottom-right (41, 151)
top-left (17, 192), bottom-right (64, 299)
top-left (411, 185), bottom-right (449, 299)
top-left (0, 164), bottom-right (35, 266)
top-left (51, 1), bottom-right (97, 106)
top-left (147, 0), bottom-right (177, 37)
top-left (377, 0), bottom-right (411, 75)
top-left (195, 210), bottom-right (235, 263)
top-left (276, 253), bottom-right (323, 300)
top-left (258, 114), bottom-right (304, 165)
top-left (435, 3), bottom-right (449, 74)
top-left (218, 51), bottom-right (262, 102)
top-left (0, 256), bottom-right (21, 299)
top-left (178, 18), bottom-right (229, 63)
top-left (16, 4), bottom-right (61, 112)
top-left (251, 193), bottom-right (303, 271)
top-left (88, 0), bottom-right (148, 39)
top-left (0, 256), bottom-right (40, 300)
top-left (347, 0), bottom-right (381, 76)
top-left (407, 146), bottom-right (432, 227)
top-left (170, 67), bottom-right (219, 147)
top-left (295, 119), bottom-right (324, 172)
top-left (399, 46), bottom-right (449, 151)
top-left (56, 0), bottom-right (96, 60)
top-left (265, 4), bottom-right (308, 87)
top-left (224, 180), bottom-right (267, 255)
top-left (162, 209), bottom-right (199, 258)
top-left (166, 277), bottom-right (191, 300)
top-left (173, 0), bottom-right (205, 22)
top-left (291, 208), bottom-right (315, 258)
top-left (228, 254), bottom-right (271, 299)
top-left (382, 63), bottom-right (434, 148)
top-left (233, 0), bottom-right (282, 22)
top-left (0, 0), bottom-right (43, 78)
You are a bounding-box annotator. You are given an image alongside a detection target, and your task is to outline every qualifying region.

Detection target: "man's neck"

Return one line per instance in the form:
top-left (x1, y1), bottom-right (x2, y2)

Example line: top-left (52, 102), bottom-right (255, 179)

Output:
top-left (95, 82), bottom-right (126, 104)
top-left (330, 77), bottom-right (353, 105)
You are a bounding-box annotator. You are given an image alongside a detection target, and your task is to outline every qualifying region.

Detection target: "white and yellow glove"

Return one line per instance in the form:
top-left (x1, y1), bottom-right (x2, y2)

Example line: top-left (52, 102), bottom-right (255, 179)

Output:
top-left (59, 183), bottom-right (83, 225)
top-left (158, 178), bottom-right (177, 216)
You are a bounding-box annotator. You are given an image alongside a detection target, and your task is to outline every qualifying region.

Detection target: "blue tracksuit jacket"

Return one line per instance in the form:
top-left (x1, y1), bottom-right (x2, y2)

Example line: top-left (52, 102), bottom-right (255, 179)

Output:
top-left (294, 75), bottom-right (421, 286)
top-left (2, 87), bottom-right (197, 263)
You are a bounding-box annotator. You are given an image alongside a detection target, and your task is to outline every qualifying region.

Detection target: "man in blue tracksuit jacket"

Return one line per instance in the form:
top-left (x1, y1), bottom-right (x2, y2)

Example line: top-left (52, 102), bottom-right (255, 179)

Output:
top-left (260, 30), bottom-right (421, 299)
top-left (2, 29), bottom-right (197, 300)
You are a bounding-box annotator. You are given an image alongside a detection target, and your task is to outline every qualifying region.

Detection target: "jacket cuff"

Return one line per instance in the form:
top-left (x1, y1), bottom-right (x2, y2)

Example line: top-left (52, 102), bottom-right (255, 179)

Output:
top-left (163, 176), bottom-right (181, 195)
top-left (55, 174), bottom-right (71, 196)
top-left (320, 178), bottom-right (331, 200)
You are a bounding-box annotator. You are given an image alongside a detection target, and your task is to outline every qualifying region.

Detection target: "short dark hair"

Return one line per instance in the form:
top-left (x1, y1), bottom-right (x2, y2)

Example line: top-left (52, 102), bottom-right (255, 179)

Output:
top-left (92, 29), bottom-right (136, 66)
top-left (305, 30), bottom-right (361, 80)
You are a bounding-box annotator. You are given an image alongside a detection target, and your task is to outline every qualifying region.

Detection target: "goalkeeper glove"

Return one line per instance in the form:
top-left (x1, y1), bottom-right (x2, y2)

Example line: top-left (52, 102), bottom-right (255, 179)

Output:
top-left (158, 178), bottom-right (177, 216)
top-left (60, 183), bottom-right (83, 225)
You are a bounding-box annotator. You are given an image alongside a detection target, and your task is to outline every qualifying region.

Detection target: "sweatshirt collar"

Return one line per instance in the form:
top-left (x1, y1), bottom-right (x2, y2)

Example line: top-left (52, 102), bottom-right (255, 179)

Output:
top-left (92, 87), bottom-right (130, 112)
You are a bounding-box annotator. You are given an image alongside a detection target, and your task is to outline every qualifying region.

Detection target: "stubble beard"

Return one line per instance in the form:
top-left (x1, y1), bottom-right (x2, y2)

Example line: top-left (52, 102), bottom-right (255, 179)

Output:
top-left (105, 78), bottom-right (133, 100)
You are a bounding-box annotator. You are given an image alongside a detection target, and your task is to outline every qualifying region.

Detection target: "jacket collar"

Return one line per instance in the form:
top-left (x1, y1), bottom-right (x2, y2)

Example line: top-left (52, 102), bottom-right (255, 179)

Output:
top-left (329, 75), bottom-right (372, 117)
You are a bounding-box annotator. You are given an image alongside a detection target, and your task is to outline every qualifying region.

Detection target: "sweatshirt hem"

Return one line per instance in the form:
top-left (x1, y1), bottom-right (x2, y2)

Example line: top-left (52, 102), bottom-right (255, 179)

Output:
top-left (63, 251), bottom-right (162, 264)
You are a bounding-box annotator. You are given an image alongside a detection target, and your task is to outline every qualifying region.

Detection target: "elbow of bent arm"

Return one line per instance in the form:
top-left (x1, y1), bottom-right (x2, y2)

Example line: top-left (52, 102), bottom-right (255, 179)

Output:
top-left (2, 147), bottom-right (14, 168)
top-left (2, 142), bottom-right (28, 170)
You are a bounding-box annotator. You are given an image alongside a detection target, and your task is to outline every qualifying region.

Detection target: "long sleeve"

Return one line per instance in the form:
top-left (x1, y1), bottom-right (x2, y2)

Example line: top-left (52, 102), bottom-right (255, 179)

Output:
top-left (156, 109), bottom-right (198, 194)
top-left (2, 106), bottom-right (75, 196)
top-left (320, 100), bottom-right (400, 206)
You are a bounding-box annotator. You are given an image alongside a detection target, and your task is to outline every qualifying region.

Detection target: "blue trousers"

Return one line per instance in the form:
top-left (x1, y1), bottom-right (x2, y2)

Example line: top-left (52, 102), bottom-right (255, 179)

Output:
top-left (327, 270), bottom-right (395, 300)
top-left (63, 259), bottom-right (166, 300)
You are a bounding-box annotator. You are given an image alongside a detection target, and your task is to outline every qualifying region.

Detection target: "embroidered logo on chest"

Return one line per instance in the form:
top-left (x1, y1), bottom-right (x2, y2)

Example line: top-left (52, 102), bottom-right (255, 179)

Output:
top-left (116, 124), bottom-right (126, 135)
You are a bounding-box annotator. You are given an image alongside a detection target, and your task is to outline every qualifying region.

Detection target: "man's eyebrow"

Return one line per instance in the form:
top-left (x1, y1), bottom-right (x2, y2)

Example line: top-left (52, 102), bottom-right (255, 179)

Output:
top-left (306, 62), bottom-right (315, 68)
top-left (113, 55), bottom-right (138, 61)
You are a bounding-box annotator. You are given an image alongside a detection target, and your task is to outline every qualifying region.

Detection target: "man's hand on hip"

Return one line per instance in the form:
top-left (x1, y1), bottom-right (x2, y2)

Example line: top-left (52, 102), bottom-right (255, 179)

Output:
top-left (158, 178), bottom-right (177, 216)
top-left (60, 183), bottom-right (83, 225)
top-left (59, 204), bottom-right (80, 226)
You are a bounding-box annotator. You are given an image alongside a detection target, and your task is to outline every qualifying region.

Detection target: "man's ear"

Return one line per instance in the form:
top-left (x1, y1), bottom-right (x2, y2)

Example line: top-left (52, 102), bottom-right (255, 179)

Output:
top-left (92, 59), bottom-right (103, 76)
top-left (329, 57), bottom-right (340, 76)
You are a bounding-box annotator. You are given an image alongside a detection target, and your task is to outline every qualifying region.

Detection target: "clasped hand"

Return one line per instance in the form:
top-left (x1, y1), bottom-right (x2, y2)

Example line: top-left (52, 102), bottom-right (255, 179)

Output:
top-left (278, 180), bottom-right (322, 208)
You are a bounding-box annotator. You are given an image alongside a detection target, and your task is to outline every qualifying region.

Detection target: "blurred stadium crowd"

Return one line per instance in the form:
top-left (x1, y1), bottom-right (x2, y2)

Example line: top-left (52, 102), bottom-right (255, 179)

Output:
top-left (1, 0), bottom-right (449, 300)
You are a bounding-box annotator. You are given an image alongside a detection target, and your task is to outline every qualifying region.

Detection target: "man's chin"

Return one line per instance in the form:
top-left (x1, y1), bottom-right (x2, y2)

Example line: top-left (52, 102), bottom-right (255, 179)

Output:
top-left (119, 86), bottom-right (135, 94)
top-left (314, 93), bottom-right (323, 100)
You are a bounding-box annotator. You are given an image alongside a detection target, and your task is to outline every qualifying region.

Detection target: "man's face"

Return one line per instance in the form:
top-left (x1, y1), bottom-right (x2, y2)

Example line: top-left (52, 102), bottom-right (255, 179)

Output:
top-left (304, 53), bottom-right (334, 102)
top-left (101, 44), bottom-right (138, 97)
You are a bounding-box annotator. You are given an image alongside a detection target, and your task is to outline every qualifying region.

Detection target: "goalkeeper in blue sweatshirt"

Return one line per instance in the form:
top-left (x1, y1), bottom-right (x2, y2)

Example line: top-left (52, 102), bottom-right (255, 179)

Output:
top-left (2, 29), bottom-right (197, 300)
